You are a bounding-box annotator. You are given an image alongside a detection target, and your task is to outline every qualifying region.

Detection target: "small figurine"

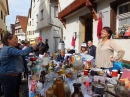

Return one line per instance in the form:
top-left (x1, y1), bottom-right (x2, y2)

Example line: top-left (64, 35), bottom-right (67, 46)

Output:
top-left (120, 24), bottom-right (128, 38)
top-left (124, 25), bottom-right (130, 37)
top-left (31, 80), bottom-right (37, 93)
top-left (30, 91), bottom-right (36, 97)
top-left (57, 50), bottom-right (65, 63)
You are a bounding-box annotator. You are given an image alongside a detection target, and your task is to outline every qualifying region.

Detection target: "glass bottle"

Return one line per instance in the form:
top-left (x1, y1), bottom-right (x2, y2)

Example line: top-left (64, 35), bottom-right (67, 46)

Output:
top-left (64, 81), bottom-right (71, 97)
top-left (56, 78), bottom-right (65, 97)
top-left (72, 83), bottom-right (84, 97)
top-left (52, 80), bottom-right (57, 97)
top-left (46, 87), bottom-right (54, 97)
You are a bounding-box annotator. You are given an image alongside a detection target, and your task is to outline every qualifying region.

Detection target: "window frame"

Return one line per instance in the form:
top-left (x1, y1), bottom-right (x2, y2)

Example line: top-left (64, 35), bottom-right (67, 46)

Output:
top-left (1, 10), bottom-right (3, 19)
top-left (40, 9), bottom-right (44, 20)
top-left (33, 0), bottom-right (35, 7)
top-left (118, 2), bottom-right (130, 14)
top-left (117, 2), bottom-right (130, 29)
top-left (36, 14), bottom-right (38, 23)
top-left (54, 6), bottom-right (58, 18)
top-left (32, 19), bottom-right (34, 26)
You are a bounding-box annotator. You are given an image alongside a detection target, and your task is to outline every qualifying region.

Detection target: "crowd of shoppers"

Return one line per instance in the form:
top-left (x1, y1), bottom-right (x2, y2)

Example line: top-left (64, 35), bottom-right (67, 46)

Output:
top-left (0, 26), bottom-right (125, 97)
top-left (0, 33), bottom-right (50, 97)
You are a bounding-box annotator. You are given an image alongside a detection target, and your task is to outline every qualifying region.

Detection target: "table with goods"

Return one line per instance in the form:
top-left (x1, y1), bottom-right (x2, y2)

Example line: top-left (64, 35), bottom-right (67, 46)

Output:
top-left (26, 52), bottom-right (130, 97)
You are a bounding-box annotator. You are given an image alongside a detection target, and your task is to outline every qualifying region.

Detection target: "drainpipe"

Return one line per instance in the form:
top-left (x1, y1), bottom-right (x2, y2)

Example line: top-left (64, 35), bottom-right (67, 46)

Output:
top-left (48, 0), bottom-right (63, 40)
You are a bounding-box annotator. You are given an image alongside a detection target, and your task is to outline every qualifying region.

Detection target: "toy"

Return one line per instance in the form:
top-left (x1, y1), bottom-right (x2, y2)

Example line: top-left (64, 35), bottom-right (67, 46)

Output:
top-left (30, 91), bottom-right (36, 97)
top-left (124, 25), bottom-right (130, 37)
top-left (30, 80), bottom-right (37, 93)
top-left (120, 24), bottom-right (128, 38)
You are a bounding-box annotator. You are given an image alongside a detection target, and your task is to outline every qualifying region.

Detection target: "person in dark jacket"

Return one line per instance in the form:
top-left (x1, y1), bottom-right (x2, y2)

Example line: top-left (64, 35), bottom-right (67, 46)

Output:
top-left (34, 37), bottom-right (47, 56)
top-left (87, 40), bottom-right (96, 59)
top-left (45, 39), bottom-right (49, 51)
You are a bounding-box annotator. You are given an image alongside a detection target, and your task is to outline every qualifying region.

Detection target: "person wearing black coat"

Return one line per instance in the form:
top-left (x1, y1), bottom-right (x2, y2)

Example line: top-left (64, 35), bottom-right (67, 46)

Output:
top-left (34, 37), bottom-right (47, 56)
top-left (45, 39), bottom-right (49, 51)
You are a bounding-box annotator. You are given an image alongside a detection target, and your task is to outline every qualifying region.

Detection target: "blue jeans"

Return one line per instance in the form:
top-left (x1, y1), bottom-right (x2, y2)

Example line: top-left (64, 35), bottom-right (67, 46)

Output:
top-left (0, 74), bottom-right (18, 97)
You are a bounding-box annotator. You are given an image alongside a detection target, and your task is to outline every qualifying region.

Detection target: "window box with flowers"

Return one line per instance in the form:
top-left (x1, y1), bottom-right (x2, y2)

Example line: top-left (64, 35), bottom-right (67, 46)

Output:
top-left (113, 2), bottom-right (130, 39)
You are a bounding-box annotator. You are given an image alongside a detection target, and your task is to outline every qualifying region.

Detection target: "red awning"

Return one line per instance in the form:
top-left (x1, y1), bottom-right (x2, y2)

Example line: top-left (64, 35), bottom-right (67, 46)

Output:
top-left (97, 12), bottom-right (103, 39)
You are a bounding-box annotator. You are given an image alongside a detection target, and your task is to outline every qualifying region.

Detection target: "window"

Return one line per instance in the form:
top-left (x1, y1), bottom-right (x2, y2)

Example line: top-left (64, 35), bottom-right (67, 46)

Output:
top-left (4, 15), bottom-right (5, 23)
top-left (41, 9), bottom-right (44, 20)
top-left (36, 14), bottom-right (38, 23)
top-left (115, 2), bottom-right (130, 38)
top-left (1, 11), bottom-right (3, 19)
top-left (32, 19), bottom-right (34, 26)
top-left (33, 0), bottom-right (35, 7)
top-left (32, 31), bottom-right (34, 35)
top-left (54, 6), bottom-right (58, 18)
top-left (119, 3), bottom-right (130, 14)
top-left (19, 29), bottom-right (22, 32)
top-left (117, 2), bottom-right (130, 29)
top-left (30, 21), bottom-right (31, 26)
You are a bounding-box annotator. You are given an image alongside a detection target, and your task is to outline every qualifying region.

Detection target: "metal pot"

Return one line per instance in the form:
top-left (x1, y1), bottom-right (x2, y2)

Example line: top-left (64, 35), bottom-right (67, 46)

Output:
top-left (92, 80), bottom-right (107, 95)
top-left (57, 41), bottom-right (65, 50)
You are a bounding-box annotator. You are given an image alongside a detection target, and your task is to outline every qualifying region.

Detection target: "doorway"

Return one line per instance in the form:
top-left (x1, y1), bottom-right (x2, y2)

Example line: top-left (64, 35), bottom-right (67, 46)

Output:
top-left (54, 37), bottom-right (60, 52)
top-left (85, 16), bottom-right (93, 42)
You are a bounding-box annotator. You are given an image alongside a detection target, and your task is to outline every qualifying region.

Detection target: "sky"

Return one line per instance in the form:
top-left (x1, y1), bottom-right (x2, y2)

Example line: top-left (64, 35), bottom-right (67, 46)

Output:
top-left (6, 0), bottom-right (31, 31)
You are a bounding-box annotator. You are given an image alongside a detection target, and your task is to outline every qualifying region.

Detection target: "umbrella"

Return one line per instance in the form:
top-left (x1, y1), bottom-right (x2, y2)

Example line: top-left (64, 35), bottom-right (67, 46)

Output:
top-left (97, 12), bottom-right (103, 39)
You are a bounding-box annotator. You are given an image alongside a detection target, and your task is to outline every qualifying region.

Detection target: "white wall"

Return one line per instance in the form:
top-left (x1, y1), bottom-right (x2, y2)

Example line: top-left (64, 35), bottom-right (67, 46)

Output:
top-left (114, 39), bottom-right (130, 60)
top-left (93, 0), bottom-right (130, 60)
top-left (41, 26), bottom-right (61, 53)
top-left (93, 0), bottom-right (115, 46)
top-left (31, 0), bottom-right (49, 31)
top-left (59, 0), bottom-right (74, 11)
top-left (18, 35), bottom-right (26, 41)
top-left (26, 10), bottom-right (35, 40)
top-left (63, 7), bottom-right (90, 52)
top-left (50, 0), bottom-right (62, 28)
top-left (41, 27), bottom-right (53, 53)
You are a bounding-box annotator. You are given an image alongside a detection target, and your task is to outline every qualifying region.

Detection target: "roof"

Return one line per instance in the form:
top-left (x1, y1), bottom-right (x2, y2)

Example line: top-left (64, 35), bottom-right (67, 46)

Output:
top-left (6, 0), bottom-right (9, 15)
top-left (16, 15), bottom-right (28, 32)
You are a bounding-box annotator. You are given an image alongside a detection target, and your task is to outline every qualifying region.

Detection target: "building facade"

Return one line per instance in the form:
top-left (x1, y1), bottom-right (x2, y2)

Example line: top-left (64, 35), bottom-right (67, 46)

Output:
top-left (0, 0), bottom-right (9, 42)
top-left (58, 0), bottom-right (130, 60)
top-left (26, 8), bottom-right (35, 42)
top-left (10, 24), bottom-right (15, 34)
top-left (15, 15), bottom-right (28, 41)
top-left (29, 0), bottom-right (63, 53)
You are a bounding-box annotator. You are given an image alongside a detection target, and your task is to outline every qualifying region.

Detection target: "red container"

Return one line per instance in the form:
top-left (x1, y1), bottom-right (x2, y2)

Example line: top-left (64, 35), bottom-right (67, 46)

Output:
top-left (84, 70), bottom-right (88, 76)
top-left (60, 63), bottom-right (62, 68)
top-left (111, 70), bottom-right (118, 77)
top-left (30, 57), bottom-right (36, 61)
